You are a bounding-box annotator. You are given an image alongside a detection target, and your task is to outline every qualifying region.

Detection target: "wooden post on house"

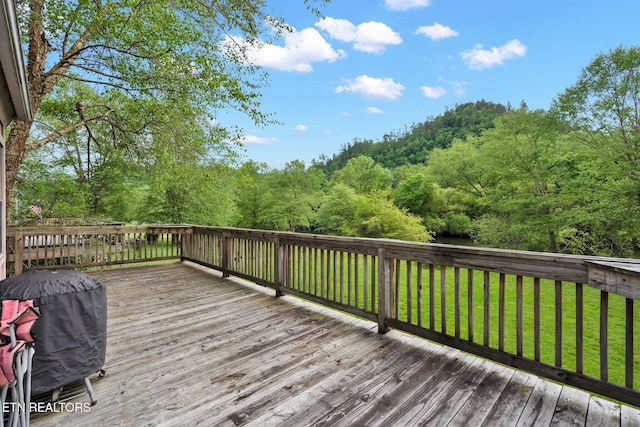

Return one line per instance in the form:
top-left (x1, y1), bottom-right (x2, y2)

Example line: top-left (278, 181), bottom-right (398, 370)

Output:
top-left (14, 231), bottom-right (23, 276)
top-left (378, 248), bottom-right (390, 334)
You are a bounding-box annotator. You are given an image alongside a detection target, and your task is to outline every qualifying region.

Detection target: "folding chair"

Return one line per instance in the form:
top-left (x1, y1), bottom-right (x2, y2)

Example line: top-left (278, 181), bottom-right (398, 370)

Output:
top-left (0, 300), bottom-right (40, 427)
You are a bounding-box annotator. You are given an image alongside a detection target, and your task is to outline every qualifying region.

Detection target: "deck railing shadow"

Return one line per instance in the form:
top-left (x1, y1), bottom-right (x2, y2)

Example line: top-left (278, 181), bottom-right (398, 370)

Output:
top-left (6, 224), bottom-right (640, 407)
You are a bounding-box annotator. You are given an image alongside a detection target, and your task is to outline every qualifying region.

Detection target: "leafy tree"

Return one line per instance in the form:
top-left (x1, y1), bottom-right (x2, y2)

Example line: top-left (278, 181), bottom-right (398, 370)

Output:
top-left (31, 79), bottom-right (138, 217)
top-left (315, 184), bottom-right (359, 236)
top-left (392, 173), bottom-right (441, 218)
top-left (426, 138), bottom-right (487, 199)
top-left (136, 116), bottom-right (238, 225)
top-left (553, 45), bottom-right (640, 252)
top-left (263, 161), bottom-right (324, 231)
top-left (354, 196), bottom-right (432, 242)
top-left (234, 161), bottom-right (273, 229)
top-left (7, 0), bottom-right (328, 219)
top-left (317, 184), bottom-right (433, 242)
top-left (470, 215), bottom-right (537, 250)
top-left (13, 151), bottom-right (90, 224)
top-left (475, 109), bottom-right (574, 251)
top-left (330, 156), bottom-right (393, 194)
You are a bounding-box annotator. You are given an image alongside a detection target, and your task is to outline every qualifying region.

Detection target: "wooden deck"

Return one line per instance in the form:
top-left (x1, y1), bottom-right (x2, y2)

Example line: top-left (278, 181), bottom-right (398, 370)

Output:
top-left (30, 262), bottom-right (640, 426)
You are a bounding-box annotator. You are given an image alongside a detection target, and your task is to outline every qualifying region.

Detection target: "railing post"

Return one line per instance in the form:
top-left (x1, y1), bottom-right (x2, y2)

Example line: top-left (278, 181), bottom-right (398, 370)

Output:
top-left (14, 232), bottom-right (23, 276)
top-left (275, 238), bottom-right (285, 297)
top-left (378, 248), bottom-right (390, 334)
top-left (221, 232), bottom-right (230, 278)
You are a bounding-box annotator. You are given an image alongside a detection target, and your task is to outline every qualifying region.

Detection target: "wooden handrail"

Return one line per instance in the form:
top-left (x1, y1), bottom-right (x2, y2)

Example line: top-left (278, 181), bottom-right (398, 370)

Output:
top-left (6, 224), bottom-right (188, 274)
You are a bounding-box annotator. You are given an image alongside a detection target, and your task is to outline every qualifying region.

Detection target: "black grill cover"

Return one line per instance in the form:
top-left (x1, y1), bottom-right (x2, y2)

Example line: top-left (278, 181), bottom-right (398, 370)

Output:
top-left (0, 269), bottom-right (107, 394)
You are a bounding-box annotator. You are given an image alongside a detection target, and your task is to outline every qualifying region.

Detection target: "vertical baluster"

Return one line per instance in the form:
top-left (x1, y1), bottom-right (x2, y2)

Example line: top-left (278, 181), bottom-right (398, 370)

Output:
top-left (244, 238), bottom-right (249, 274)
top-left (313, 247), bottom-right (318, 296)
top-left (454, 267), bottom-right (460, 339)
top-left (600, 291), bottom-right (609, 382)
top-left (626, 298), bottom-right (634, 389)
top-left (534, 277), bottom-right (541, 361)
top-left (260, 239), bottom-right (264, 281)
top-left (363, 255), bottom-right (369, 311)
top-left (516, 275), bottom-right (523, 357)
top-left (75, 233), bottom-right (81, 268)
top-left (303, 245), bottom-right (307, 292)
top-left (332, 250), bottom-right (337, 301)
top-left (417, 262), bottom-right (423, 328)
top-left (107, 233), bottom-right (112, 265)
top-left (347, 252), bottom-right (353, 306)
top-left (499, 273), bottom-right (505, 351)
top-left (270, 241), bottom-right (275, 283)
top-left (43, 234), bottom-right (49, 267)
top-left (340, 251), bottom-right (345, 303)
top-left (468, 268), bottom-right (474, 342)
top-left (394, 259), bottom-right (401, 320)
top-left (258, 240), bottom-right (263, 280)
top-left (484, 271), bottom-right (490, 347)
top-left (321, 249), bottom-right (326, 299)
top-left (371, 256), bottom-right (376, 313)
top-left (555, 280), bottom-right (563, 367)
top-left (407, 260), bottom-right (412, 325)
top-left (441, 265), bottom-right (447, 334)
top-left (429, 264), bottom-right (435, 330)
top-left (388, 259), bottom-right (396, 319)
top-left (254, 239), bottom-right (259, 278)
top-left (354, 254), bottom-right (359, 308)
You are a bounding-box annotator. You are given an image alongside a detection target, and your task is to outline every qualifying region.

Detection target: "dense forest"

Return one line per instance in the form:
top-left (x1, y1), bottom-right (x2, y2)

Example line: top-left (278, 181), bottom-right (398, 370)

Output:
top-left (13, 46), bottom-right (640, 258)
top-left (312, 100), bottom-right (508, 173)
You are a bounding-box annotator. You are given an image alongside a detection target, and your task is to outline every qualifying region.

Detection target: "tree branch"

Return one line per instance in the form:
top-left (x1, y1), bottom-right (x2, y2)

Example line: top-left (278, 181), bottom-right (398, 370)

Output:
top-left (26, 108), bottom-right (114, 153)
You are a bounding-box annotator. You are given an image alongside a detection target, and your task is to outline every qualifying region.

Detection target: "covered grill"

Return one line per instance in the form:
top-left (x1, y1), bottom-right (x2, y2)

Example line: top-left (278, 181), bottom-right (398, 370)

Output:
top-left (0, 269), bottom-right (107, 396)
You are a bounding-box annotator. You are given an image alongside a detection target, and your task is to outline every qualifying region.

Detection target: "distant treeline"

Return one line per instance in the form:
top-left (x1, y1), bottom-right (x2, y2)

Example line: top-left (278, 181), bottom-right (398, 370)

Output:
top-left (312, 100), bottom-right (509, 173)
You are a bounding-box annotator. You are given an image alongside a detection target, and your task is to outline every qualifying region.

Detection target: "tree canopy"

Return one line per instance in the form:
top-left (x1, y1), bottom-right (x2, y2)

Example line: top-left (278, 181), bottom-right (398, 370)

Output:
top-left (8, 0), bottom-right (328, 216)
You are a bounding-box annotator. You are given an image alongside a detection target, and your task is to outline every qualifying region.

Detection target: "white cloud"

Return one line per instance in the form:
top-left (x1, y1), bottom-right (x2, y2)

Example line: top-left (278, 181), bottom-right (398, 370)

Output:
top-left (292, 124), bottom-right (308, 131)
top-left (243, 135), bottom-right (278, 145)
top-left (335, 75), bottom-right (404, 100)
top-left (450, 80), bottom-right (469, 95)
top-left (461, 39), bottom-right (527, 70)
top-left (366, 107), bottom-right (383, 114)
top-left (385, 0), bottom-right (430, 11)
top-left (223, 27), bottom-right (346, 72)
top-left (316, 18), bottom-right (402, 54)
top-left (416, 23), bottom-right (458, 41)
top-left (421, 86), bottom-right (447, 99)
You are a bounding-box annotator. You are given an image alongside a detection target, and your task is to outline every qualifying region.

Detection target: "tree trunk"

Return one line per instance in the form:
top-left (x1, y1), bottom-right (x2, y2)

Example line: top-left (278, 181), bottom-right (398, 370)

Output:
top-left (549, 230), bottom-right (558, 253)
top-left (5, 0), bottom-right (84, 222)
top-left (6, 120), bottom-right (34, 219)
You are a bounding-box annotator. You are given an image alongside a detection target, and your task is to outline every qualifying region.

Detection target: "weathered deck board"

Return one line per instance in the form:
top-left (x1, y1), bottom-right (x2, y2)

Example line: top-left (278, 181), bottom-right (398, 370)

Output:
top-left (29, 262), bottom-right (640, 426)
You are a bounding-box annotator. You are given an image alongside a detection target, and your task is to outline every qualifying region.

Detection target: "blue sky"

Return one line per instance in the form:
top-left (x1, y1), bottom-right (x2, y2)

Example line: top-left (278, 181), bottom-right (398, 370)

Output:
top-left (223, 0), bottom-right (640, 168)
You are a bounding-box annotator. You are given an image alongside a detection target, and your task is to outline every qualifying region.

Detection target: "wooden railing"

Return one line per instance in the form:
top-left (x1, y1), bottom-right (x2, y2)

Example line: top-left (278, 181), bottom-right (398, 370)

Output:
top-left (6, 225), bottom-right (190, 275)
top-left (181, 226), bottom-right (640, 408)
top-left (5, 225), bottom-right (639, 406)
